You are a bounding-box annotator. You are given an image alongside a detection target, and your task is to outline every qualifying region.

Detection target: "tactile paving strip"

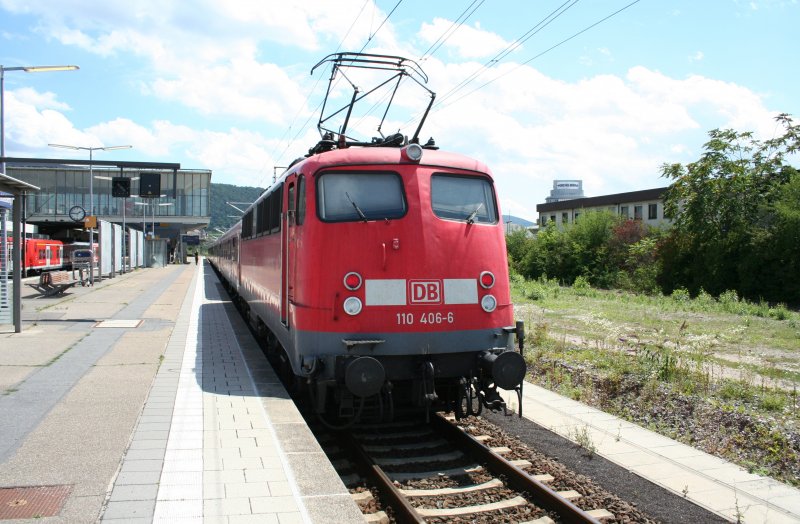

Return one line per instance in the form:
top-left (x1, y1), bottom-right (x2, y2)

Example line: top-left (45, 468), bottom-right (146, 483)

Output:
top-left (0, 485), bottom-right (71, 519)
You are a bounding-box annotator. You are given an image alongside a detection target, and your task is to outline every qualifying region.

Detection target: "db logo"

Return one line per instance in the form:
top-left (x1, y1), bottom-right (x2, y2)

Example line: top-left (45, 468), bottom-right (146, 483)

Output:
top-left (409, 280), bottom-right (443, 304)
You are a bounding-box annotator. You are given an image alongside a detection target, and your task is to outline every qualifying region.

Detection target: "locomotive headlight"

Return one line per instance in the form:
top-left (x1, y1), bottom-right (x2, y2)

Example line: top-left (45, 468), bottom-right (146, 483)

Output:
top-left (481, 294), bottom-right (497, 313)
top-left (344, 272), bottom-right (363, 291)
top-left (479, 271), bottom-right (495, 289)
top-left (402, 143), bottom-right (423, 163)
top-left (343, 296), bottom-right (363, 316)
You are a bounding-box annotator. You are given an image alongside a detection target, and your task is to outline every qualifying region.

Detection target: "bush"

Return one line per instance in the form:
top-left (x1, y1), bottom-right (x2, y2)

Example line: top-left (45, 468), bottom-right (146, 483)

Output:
top-left (759, 392), bottom-right (786, 412)
top-left (769, 304), bottom-right (790, 321)
top-left (671, 287), bottom-right (691, 303)
top-left (572, 275), bottom-right (592, 295)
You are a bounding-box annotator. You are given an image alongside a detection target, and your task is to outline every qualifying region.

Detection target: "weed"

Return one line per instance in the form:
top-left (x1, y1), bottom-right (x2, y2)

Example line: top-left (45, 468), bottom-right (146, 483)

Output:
top-left (569, 425), bottom-right (596, 456)
top-left (718, 380), bottom-right (754, 402)
top-left (733, 489), bottom-right (744, 524)
top-left (759, 392), bottom-right (786, 412)
top-left (769, 304), bottom-right (790, 321)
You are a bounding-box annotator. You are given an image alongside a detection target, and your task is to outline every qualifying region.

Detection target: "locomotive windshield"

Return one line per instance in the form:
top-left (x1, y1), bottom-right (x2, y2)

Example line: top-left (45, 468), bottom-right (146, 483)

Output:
top-left (318, 172), bottom-right (407, 222)
top-left (431, 174), bottom-right (498, 224)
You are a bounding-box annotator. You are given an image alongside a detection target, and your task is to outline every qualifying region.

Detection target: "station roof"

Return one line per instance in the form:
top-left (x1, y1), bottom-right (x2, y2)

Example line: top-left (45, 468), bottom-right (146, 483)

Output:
top-left (0, 172), bottom-right (40, 195)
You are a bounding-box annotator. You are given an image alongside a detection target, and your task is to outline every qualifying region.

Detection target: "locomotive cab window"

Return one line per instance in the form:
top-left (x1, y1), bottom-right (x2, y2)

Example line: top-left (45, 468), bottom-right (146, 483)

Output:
top-left (431, 174), bottom-right (498, 224)
top-left (317, 172), bottom-right (406, 222)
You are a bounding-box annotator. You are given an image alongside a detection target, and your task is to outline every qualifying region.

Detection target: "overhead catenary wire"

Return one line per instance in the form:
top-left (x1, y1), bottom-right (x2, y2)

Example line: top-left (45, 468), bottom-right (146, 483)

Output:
top-left (358, 0), bottom-right (404, 54)
top-left (419, 0), bottom-right (486, 61)
top-left (433, 0), bottom-right (580, 109)
top-left (350, 0), bottom-right (488, 136)
top-left (275, 0), bottom-right (408, 167)
top-left (433, 0), bottom-right (643, 114)
top-left (263, 0), bottom-right (374, 187)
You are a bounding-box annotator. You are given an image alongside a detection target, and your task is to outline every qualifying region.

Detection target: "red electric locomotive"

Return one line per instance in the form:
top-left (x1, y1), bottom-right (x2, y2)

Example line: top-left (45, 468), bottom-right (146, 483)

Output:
top-left (208, 53), bottom-right (526, 424)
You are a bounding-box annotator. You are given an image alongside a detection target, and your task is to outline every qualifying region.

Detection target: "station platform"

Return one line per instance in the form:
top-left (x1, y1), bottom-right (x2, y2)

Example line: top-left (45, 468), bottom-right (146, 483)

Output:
top-left (0, 261), bottom-right (364, 523)
top-left (500, 384), bottom-right (800, 523)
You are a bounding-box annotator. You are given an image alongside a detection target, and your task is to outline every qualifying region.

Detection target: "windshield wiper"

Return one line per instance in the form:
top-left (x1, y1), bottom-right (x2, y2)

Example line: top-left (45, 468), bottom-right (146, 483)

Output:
top-left (345, 192), bottom-right (368, 222)
top-left (466, 203), bottom-right (484, 224)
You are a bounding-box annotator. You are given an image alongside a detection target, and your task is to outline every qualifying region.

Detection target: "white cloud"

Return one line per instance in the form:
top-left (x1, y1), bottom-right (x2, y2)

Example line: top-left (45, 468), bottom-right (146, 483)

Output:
top-left (417, 18), bottom-right (513, 59)
top-left (10, 88), bottom-right (71, 111)
top-left (416, 62), bottom-right (779, 220)
top-left (689, 51), bottom-right (704, 62)
top-left (1, 1), bottom-right (789, 223)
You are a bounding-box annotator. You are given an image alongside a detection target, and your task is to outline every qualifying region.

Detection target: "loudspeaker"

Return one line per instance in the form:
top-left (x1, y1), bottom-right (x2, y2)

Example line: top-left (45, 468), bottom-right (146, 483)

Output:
top-left (139, 172), bottom-right (161, 197)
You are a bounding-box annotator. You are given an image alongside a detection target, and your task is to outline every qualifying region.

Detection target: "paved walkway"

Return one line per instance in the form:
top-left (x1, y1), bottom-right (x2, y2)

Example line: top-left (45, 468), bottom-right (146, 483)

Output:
top-left (501, 383), bottom-right (800, 523)
top-left (0, 262), bottom-right (363, 523)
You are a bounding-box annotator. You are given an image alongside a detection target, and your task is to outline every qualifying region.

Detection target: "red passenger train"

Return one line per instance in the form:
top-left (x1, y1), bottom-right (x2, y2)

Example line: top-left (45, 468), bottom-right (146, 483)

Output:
top-left (2, 239), bottom-right (97, 275)
top-left (208, 144), bottom-right (526, 421)
top-left (207, 53), bottom-right (526, 424)
top-left (3, 237), bottom-right (64, 274)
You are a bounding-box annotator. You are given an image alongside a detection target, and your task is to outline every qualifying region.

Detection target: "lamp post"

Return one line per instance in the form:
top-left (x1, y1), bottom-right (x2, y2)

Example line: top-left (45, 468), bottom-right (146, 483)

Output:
top-left (2, 64), bottom-right (78, 277)
top-left (48, 143), bottom-right (132, 284)
top-left (1, 64), bottom-right (79, 175)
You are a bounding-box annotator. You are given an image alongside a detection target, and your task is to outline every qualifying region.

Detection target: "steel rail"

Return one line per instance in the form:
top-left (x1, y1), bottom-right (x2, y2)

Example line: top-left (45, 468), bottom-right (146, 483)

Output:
top-left (431, 413), bottom-right (601, 524)
top-left (336, 431), bottom-right (425, 524)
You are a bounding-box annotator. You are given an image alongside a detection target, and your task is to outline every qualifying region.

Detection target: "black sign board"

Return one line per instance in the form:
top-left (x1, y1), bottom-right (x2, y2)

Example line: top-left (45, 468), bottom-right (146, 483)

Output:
top-left (139, 172), bottom-right (161, 197)
top-left (111, 177), bottom-right (131, 197)
top-left (182, 235), bottom-right (200, 245)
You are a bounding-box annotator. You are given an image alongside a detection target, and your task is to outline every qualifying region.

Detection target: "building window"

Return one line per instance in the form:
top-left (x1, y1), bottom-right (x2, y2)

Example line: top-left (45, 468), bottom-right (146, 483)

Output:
top-left (561, 212), bottom-right (568, 224)
top-left (620, 205), bottom-right (628, 218)
top-left (648, 203), bottom-right (658, 220)
top-left (634, 205), bottom-right (643, 220)
top-left (549, 215), bottom-right (556, 224)
top-left (574, 212), bottom-right (580, 220)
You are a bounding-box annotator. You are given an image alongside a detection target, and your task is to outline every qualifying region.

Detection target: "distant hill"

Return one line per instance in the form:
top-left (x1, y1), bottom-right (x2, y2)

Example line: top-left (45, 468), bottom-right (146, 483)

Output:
top-left (210, 182), bottom-right (264, 232)
top-left (502, 214), bottom-right (535, 227)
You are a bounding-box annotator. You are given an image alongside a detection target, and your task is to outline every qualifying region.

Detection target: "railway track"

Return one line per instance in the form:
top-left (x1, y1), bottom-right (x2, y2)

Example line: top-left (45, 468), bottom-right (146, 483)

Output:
top-left (326, 413), bottom-right (615, 523)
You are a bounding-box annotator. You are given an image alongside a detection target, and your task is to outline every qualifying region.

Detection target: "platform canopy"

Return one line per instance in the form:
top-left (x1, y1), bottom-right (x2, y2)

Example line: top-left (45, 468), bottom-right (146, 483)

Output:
top-left (0, 171), bottom-right (40, 334)
top-left (0, 171), bottom-right (39, 194)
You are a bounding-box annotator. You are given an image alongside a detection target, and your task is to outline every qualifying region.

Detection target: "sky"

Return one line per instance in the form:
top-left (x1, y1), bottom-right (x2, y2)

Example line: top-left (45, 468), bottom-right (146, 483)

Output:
top-left (1, 0), bottom-right (798, 222)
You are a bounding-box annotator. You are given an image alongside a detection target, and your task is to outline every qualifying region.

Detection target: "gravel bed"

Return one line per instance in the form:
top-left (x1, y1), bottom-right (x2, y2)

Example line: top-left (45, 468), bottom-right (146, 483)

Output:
top-left (482, 411), bottom-right (730, 524)
top-left (457, 416), bottom-right (657, 523)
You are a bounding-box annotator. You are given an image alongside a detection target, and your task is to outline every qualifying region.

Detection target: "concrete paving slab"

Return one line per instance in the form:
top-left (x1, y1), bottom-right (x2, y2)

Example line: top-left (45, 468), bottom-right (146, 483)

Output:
top-left (724, 503), bottom-right (800, 524)
top-left (606, 450), bottom-right (669, 468)
top-left (0, 366), bottom-right (35, 391)
top-left (655, 471), bottom-right (730, 495)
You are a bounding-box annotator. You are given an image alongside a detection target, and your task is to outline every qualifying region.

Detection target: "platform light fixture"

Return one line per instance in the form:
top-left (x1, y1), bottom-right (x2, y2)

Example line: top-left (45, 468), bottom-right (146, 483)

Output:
top-left (1, 64), bottom-right (79, 175)
top-left (48, 143), bottom-right (132, 284)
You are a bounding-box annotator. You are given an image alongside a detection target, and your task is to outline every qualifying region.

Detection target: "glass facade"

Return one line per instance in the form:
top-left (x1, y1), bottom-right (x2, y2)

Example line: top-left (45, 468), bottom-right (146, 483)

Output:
top-left (7, 167), bottom-right (211, 222)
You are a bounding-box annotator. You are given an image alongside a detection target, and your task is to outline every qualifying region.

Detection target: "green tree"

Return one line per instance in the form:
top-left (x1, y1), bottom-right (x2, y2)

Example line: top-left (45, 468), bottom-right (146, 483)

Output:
top-left (520, 211), bottom-right (628, 287)
top-left (505, 228), bottom-right (532, 275)
top-left (659, 114), bottom-right (799, 302)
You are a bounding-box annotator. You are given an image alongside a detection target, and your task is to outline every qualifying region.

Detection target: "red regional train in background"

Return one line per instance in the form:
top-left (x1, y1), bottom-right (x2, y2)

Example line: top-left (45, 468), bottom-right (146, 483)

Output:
top-left (2, 239), bottom-right (97, 276)
top-left (2, 237), bottom-right (64, 274)
top-left (207, 53), bottom-right (526, 425)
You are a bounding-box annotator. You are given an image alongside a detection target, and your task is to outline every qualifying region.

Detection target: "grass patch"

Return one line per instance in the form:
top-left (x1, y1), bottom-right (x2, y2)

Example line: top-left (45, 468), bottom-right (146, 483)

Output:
top-left (514, 274), bottom-right (800, 486)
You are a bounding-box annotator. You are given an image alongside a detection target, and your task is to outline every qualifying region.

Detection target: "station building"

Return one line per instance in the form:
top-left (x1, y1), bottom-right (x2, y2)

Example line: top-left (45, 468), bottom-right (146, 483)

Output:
top-left (4, 164), bottom-right (211, 255)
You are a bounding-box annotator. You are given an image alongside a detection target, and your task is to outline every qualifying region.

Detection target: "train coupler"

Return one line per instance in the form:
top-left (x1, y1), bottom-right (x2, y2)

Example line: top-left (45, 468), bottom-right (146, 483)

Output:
top-left (481, 386), bottom-right (506, 413)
